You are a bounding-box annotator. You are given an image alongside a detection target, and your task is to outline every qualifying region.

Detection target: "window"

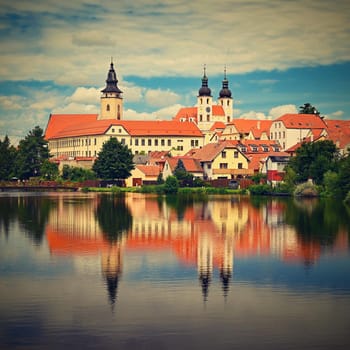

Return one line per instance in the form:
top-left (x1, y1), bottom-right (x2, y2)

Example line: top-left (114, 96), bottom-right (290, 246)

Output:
top-left (199, 115), bottom-right (203, 122)
top-left (155, 139), bottom-right (158, 146)
top-left (121, 138), bottom-right (125, 145)
top-left (283, 131), bottom-right (285, 138)
top-left (141, 139), bottom-right (145, 146)
top-left (195, 140), bottom-right (199, 147)
top-left (148, 139), bottom-right (152, 146)
top-left (207, 115), bottom-right (210, 121)
top-left (221, 151), bottom-right (226, 158)
top-left (161, 139), bottom-right (165, 146)
top-left (207, 98), bottom-right (209, 104)
top-left (207, 164), bottom-right (211, 169)
top-left (168, 139), bottom-right (171, 146)
top-left (106, 104), bottom-right (110, 111)
top-left (119, 128), bottom-right (122, 133)
top-left (191, 140), bottom-right (195, 147)
top-left (220, 163), bottom-right (228, 169)
top-left (234, 151), bottom-right (239, 158)
top-left (238, 163), bottom-right (243, 169)
top-left (94, 138), bottom-right (97, 145)
top-left (135, 139), bottom-right (139, 146)
top-left (177, 146), bottom-right (183, 151)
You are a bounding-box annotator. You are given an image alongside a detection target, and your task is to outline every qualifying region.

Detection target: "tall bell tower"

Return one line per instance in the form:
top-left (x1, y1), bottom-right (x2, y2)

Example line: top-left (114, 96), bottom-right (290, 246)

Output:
top-left (99, 60), bottom-right (123, 120)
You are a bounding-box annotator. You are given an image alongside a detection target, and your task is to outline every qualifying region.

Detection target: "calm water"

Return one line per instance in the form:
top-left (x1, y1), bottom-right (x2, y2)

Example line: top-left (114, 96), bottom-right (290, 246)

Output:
top-left (1, 192), bottom-right (350, 350)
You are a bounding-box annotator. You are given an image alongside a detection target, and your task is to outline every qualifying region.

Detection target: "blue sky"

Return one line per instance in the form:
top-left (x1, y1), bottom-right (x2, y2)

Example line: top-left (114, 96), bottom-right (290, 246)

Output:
top-left (0, 0), bottom-right (349, 144)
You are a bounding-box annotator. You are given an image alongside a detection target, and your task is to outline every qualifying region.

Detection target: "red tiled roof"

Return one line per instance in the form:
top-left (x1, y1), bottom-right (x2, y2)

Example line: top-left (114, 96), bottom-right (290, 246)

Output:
top-left (324, 119), bottom-right (350, 149)
top-left (210, 121), bottom-right (226, 131)
top-left (46, 115), bottom-right (204, 139)
top-left (226, 119), bottom-right (272, 135)
top-left (136, 165), bottom-right (160, 177)
top-left (212, 105), bottom-right (225, 116)
top-left (166, 157), bottom-right (203, 173)
top-left (276, 114), bottom-right (327, 129)
top-left (174, 107), bottom-right (197, 121)
top-left (45, 114), bottom-right (98, 139)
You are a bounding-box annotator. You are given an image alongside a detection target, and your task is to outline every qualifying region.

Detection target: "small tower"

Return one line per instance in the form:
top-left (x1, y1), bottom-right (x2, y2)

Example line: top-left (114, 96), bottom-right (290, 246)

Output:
top-left (197, 65), bottom-right (213, 125)
top-left (218, 67), bottom-right (233, 123)
top-left (99, 60), bottom-right (123, 120)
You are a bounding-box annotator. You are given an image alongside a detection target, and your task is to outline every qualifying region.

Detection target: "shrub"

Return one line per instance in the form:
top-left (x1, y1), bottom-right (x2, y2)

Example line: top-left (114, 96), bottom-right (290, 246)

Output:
top-left (164, 176), bottom-right (179, 194)
top-left (344, 191), bottom-right (350, 206)
top-left (294, 181), bottom-right (319, 197)
top-left (248, 184), bottom-right (271, 195)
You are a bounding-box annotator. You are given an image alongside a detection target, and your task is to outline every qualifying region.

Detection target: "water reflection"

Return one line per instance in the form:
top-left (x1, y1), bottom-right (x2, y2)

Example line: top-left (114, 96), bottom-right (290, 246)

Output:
top-left (1, 192), bottom-right (350, 349)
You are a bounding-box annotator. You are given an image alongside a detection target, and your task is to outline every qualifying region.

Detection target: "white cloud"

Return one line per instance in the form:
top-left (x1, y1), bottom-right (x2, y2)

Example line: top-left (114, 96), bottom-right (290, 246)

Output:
top-left (145, 89), bottom-right (180, 108)
top-left (269, 104), bottom-right (298, 119)
top-left (121, 83), bottom-right (144, 103)
top-left (53, 102), bottom-right (98, 114)
top-left (0, 96), bottom-right (23, 110)
top-left (238, 111), bottom-right (271, 120)
top-left (67, 87), bottom-right (100, 104)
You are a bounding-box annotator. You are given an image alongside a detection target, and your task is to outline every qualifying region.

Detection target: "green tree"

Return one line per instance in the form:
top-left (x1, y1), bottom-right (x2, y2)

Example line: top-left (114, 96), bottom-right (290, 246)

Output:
top-left (299, 103), bottom-right (320, 115)
top-left (62, 164), bottom-right (96, 182)
top-left (174, 159), bottom-right (194, 186)
top-left (164, 175), bottom-right (179, 194)
top-left (0, 135), bottom-right (17, 180)
top-left (92, 138), bottom-right (134, 181)
top-left (40, 160), bottom-right (59, 180)
top-left (15, 126), bottom-right (50, 179)
top-left (288, 140), bottom-right (338, 185)
top-left (337, 154), bottom-right (350, 198)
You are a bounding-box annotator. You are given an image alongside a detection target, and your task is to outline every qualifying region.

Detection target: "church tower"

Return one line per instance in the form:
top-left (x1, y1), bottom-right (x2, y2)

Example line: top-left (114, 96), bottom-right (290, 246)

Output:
top-left (99, 60), bottom-right (123, 120)
top-left (197, 65), bottom-right (213, 128)
top-left (218, 67), bottom-right (233, 123)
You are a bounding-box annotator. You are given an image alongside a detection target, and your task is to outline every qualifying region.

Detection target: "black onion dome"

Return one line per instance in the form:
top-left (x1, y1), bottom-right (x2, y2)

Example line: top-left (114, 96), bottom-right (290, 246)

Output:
top-left (198, 66), bottom-right (212, 97)
top-left (101, 62), bottom-right (123, 94)
top-left (219, 69), bottom-right (232, 98)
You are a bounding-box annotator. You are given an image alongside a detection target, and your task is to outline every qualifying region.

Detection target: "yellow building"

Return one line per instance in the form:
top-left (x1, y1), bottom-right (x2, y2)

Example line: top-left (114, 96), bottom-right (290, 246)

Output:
top-left (45, 62), bottom-right (204, 164)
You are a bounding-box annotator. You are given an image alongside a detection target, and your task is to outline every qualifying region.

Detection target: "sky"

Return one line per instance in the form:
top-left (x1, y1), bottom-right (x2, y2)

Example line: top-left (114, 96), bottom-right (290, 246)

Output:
top-left (0, 0), bottom-right (349, 144)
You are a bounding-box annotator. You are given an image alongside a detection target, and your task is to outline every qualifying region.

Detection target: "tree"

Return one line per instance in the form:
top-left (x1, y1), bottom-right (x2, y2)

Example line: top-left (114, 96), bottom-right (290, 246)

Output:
top-left (174, 159), bottom-right (194, 186)
top-left (288, 140), bottom-right (338, 185)
top-left (92, 138), bottom-right (134, 181)
top-left (62, 164), bottom-right (96, 182)
top-left (299, 103), bottom-right (320, 115)
top-left (164, 175), bottom-right (179, 194)
top-left (40, 160), bottom-right (59, 180)
top-left (15, 126), bottom-right (50, 179)
top-left (0, 135), bottom-right (17, 180)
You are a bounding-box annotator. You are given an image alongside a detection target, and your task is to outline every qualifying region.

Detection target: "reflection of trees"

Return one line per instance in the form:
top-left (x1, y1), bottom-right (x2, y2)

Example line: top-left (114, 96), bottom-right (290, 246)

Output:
top-left (284, 198), bottom-right (350, 246)
top-left (0, 195), bottom-right (53, 244)
top-left (0, 197), bottom-right (19, 237)
top-left (17, 196), bottom-right (53, 245)
top-left (95, 194), bottom-right (132, 242)
top-left (165, 194), bottom-right (207, 220)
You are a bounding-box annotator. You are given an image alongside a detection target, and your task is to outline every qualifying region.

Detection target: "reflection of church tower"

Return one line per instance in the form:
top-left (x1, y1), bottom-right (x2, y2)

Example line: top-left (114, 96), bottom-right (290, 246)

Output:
top-left (218, 67), bottom-right (233, 123)
top-left (219, 240), bottom-right (234, 298)
top-left (198, 235), bottom-right (213, 302)
top-left (99, 60), bottom-right (123, 120)
top-left (101, 244), bottom-right (123, 308)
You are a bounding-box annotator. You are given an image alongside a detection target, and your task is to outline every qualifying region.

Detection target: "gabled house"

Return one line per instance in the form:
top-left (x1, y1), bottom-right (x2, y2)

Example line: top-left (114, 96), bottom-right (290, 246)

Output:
top-left (261, 155), bottom-right (290, 184)
top-left (188, 141), bottom-right (253, 180)
top-left (324, 119), bottom-right (350, 155)
top-left (126, 164), bottom-right (161, 187)
top-left (162, 157), bottom-right (204, 179)
top-left (270, 113), bottom-right (327, 151)
top-left (221, 119), bottom-right (272, 141)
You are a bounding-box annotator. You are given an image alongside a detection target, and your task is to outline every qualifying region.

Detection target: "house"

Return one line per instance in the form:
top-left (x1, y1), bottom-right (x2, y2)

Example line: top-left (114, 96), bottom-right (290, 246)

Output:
top-left (324, 119), bottom-right (350, 155)
top-left (221, 119), bottom-right (272, 141)
top-left (162, 157), bottom-right (204, 180)
top-left (188, 140), bottom-right (253, 180)
top-left (261, 155), bottom-right (290, 184)
top-left (125, 164), bottom-right (161, 187)
top-left (270, 113), bottom-right (327, 151)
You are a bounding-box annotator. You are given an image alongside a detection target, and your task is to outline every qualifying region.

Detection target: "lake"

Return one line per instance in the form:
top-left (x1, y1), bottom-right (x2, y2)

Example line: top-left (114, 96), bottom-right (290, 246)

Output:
top-left (1, 192), bottom-right (350, 349)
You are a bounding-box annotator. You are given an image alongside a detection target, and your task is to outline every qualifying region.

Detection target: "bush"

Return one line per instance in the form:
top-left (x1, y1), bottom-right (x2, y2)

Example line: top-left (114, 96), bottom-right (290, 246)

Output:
top-left (248, 184), bottom-right (271, 195)
top-left (164, 176), bottom-right (179, 194)
top-left (293, 181), bottom-right (319, 197)
top-left (344, 191), bottom-right (350, 206)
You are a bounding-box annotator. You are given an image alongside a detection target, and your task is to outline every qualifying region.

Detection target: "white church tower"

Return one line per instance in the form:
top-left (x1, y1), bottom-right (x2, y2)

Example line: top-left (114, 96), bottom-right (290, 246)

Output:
top-left (197, 65), bottom-right (213, 131)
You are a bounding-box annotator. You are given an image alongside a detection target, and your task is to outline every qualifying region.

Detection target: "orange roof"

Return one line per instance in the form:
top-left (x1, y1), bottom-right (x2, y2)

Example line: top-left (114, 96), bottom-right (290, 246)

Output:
top-left (46, 115), bottom-right (204, 139)
top-left (210, 121), bottom-right (226, 131)
top-left (45, 114), bottom-right (98, 139)
top-left (324, 119), bottom-right (350, 149)
top-left (226, 119), bottom-right (272, 135)
top-left (212, 105), bottom-right (225, 116)
top-left (191, 140), bottom-right (248, 162)
top-left (166, 157), bottom-right (203, 173)
top-left (174, 107), bottom-right (197, 121)
top-left (136, 165), bottom-right (161, 177)
top-left (276, 114), bottom-right (327, 129)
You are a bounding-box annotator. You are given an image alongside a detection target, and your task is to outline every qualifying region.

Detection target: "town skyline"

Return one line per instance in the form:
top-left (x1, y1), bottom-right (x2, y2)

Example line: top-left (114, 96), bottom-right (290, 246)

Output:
top-left (0, 0), bottom-right (349, 144)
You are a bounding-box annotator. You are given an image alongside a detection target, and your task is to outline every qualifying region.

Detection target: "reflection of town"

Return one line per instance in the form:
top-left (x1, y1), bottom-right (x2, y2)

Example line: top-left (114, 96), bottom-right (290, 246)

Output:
top-left (46, 194), bottom-right (348, 305)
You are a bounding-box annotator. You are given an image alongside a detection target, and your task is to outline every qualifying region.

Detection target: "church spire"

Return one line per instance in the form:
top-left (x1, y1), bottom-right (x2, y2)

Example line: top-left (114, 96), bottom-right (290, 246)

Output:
top-left (219, 66), bottom-right (232, 98)
top-left (198, 64), bottom-right (212, 97)
top-left (101, 60), bottom-right (123, 95)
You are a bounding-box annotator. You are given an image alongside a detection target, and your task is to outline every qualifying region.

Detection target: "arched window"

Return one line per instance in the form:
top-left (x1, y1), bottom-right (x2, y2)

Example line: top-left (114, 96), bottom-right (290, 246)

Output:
top-left (106, 104), bottom-right (110, 111)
